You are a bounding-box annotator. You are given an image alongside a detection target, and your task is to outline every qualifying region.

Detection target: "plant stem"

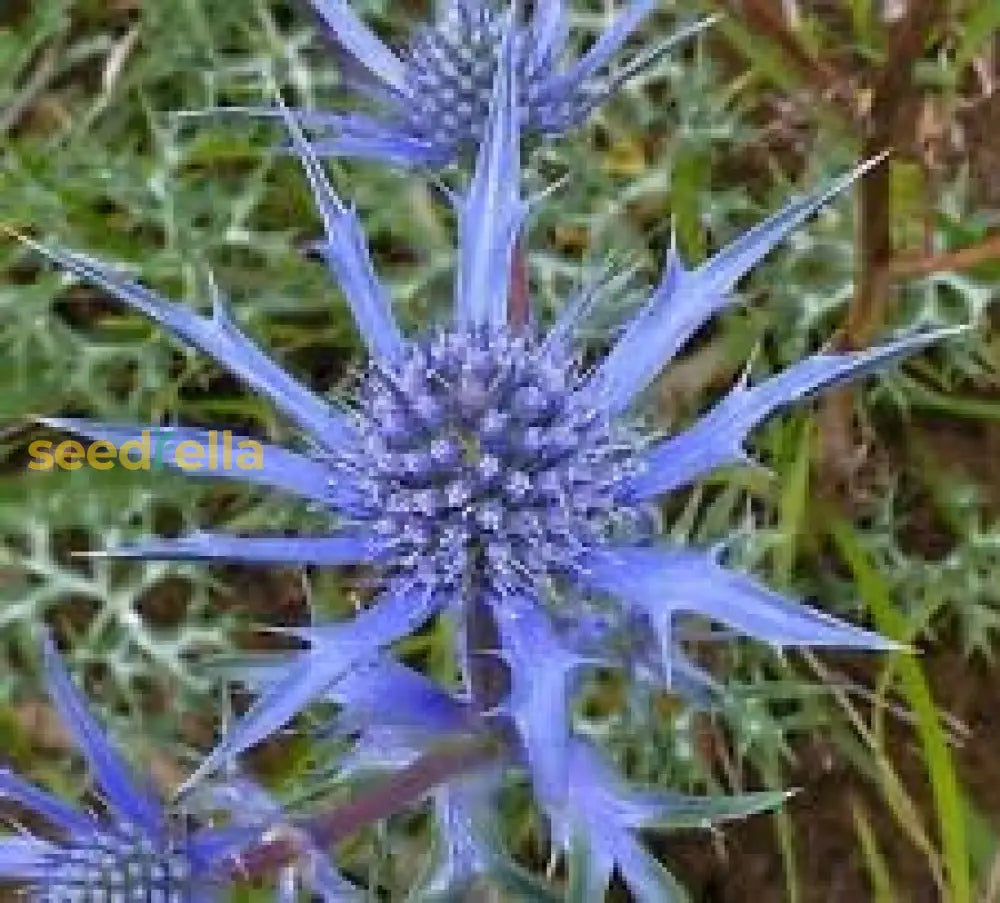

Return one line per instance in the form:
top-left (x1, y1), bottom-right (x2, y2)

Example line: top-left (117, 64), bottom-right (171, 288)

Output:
top-left (509, 242), bottom-right (530, 331)
top-left (466, 588), bottom-right (510, 714)
top-left (888, 232), bottom-right (1000, 279)
top-left (230, 734), bottom-right (499, 880)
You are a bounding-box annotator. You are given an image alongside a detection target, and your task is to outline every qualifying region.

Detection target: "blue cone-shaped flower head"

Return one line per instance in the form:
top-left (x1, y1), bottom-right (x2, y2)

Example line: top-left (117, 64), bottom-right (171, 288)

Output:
top-left (0, 637), bottom-right (262, 901)
top-left (279, 0), bottom-right (715, 167)
top-left (18, 38), bottom-right (962, 900)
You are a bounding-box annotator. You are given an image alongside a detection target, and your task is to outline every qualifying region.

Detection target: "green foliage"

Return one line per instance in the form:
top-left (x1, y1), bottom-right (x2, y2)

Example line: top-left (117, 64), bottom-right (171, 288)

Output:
top-left (831, 518), bottom-right (972, 903)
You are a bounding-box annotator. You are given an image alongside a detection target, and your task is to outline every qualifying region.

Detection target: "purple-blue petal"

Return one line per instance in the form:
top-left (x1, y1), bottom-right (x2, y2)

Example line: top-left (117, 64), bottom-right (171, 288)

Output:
top-left (182, 582), bottom-right (442, 789)
top-left (308, 131), bottom-right (450, 168)
top-left (337, 725), bottom-right (431, 774)
top-left (329, 658), bottom-right (472, 734)
top-left (0, 770), bottom-right (96, 836)
top-left (541, 0), bottom-right (657, 96)
top-left (543, 10), bottom-right (714, 127)
top-left (541, 261), bottom-right (639, 358)
top-left (307, 0), bottom-right (410, 96)
top-left (626, 327), bottom-right (962, 499)
top-left (421, 772), bottom-right (499, 895)
top-left (187, 824), bottom-right (262, 872)
top-left (41, 636), bottom-right (164, 837)
top-left (453, 18), bottom-right (528, 330)
top-left (277, 102), bottom-right (407, 363)
top-left (584, 546), bottom-right (896, 658)
top-left (233, 654), bottom-right (471, 735)
top-left (38, 418), bottom-right (340, 505)
top-left (296, 111), bottom-right (449, 167)
top-left (0, 836), bottom-right (58, 879)
top-left (528, 0), bottom-right (569, 72)
top-left (15, 235), bottom-right (355, 450)
top-left (559, 740), bottom-right (785, 902)
top-left (100, 532), bottom-right (377, 565)
top-left (180, 106), bottom-right (444, 167)
top-left (490, 595), bottom-right (590, 810)
top-left (607, 15), bottom-right (717, 91)
top-left (590, 158), bottom-right (885, 414)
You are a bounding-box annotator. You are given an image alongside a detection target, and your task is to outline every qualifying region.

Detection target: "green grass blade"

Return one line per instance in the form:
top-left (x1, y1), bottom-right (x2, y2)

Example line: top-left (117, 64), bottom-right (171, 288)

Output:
top-left (829, 518), bottom-right (971, 903)
top-left (851, 797), bottom-right (898, 903)
top-left (773, 416), bottom-right (812, 586)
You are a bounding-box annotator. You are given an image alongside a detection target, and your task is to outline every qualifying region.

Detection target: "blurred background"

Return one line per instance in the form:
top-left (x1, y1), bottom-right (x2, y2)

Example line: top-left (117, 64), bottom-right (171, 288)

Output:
top-left (0, 1), bottom-right (998, 900)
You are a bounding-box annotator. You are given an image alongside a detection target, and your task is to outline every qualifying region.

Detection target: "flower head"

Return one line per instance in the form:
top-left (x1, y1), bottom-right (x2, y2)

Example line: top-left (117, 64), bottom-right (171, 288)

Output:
top-left (279, 0), bottom-right (714, 167)
top-left (19, 37), bottom-right (960, 900)
top-left (0, 637), bottom-right (253, 901)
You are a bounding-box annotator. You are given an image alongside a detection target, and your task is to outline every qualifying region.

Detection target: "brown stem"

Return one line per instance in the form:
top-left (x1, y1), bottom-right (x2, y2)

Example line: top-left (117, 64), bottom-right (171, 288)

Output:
top-left (508, 243), bottom-right (530, 331)
top-left (817, 129), bottom-right (893, 490)
top-left (818, 3), bottom-right (942, 490)
top-left (718, 0), bottom-right (854, 116)
top-left (888, 233), bottom-right (1000, 280)
top-left (466, 589), bottom-right (509, 715)
top-left (847, 137), bottom-right (893, 350)
top-left (846, 1), bottom-right (943, 348)
top-left (0, 44), bottom-right (62, 139)
top-left (230, 735), bottom-right (499, 881)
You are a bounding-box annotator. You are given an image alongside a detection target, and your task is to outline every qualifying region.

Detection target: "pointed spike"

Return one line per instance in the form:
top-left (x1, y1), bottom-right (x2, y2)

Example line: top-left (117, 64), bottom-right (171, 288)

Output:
top-left (453, 16), bottom-right (528, 330)
top-left (605, 15), bottom-right (719, 93)
top-left (307, 0), bottom-right (412, 97)
top-left (625, 324), bottom-right (964, 500)
top-left (2, 227), bottom-right (354, 450)
top-left (590, 159), bottom-right (887, 414)
top-left (273, 91), bottom-right (405, 363)
top-left (40, 633), bottom-right (164, 835)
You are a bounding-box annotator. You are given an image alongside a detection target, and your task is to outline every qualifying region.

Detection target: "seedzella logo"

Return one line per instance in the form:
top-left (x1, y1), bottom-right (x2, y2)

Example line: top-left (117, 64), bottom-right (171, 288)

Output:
top-left (28, 429), bottom-right (265, 472)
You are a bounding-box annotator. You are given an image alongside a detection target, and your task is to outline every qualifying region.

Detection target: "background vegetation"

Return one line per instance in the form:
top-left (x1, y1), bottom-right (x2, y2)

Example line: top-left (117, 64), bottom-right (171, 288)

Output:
top-left (0, 1), bottom-right (998, 900)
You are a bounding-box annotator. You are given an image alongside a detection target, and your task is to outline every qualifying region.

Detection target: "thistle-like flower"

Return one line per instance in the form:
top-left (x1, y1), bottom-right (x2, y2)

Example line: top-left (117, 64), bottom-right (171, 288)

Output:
top-left (0, 637), bottom-right (257, 901)
top-left (20, 35), bottom-right (958, 900)
top-left (276, 0), bottom-right (714, 167)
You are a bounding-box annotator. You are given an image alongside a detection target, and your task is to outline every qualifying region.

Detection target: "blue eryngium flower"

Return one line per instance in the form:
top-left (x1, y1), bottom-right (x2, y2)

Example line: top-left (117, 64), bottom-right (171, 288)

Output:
top-left (276, 0), bottom-right (714, 167)
top-left (0, 638), bottom-right (254, 901)
top-left (21, 40), bottom-right (959, 901)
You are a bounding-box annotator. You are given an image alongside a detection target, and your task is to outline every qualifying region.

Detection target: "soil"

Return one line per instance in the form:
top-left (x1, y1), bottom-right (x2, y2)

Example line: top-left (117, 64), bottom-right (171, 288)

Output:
top-left (654, 636), bottom-right (999, 903)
